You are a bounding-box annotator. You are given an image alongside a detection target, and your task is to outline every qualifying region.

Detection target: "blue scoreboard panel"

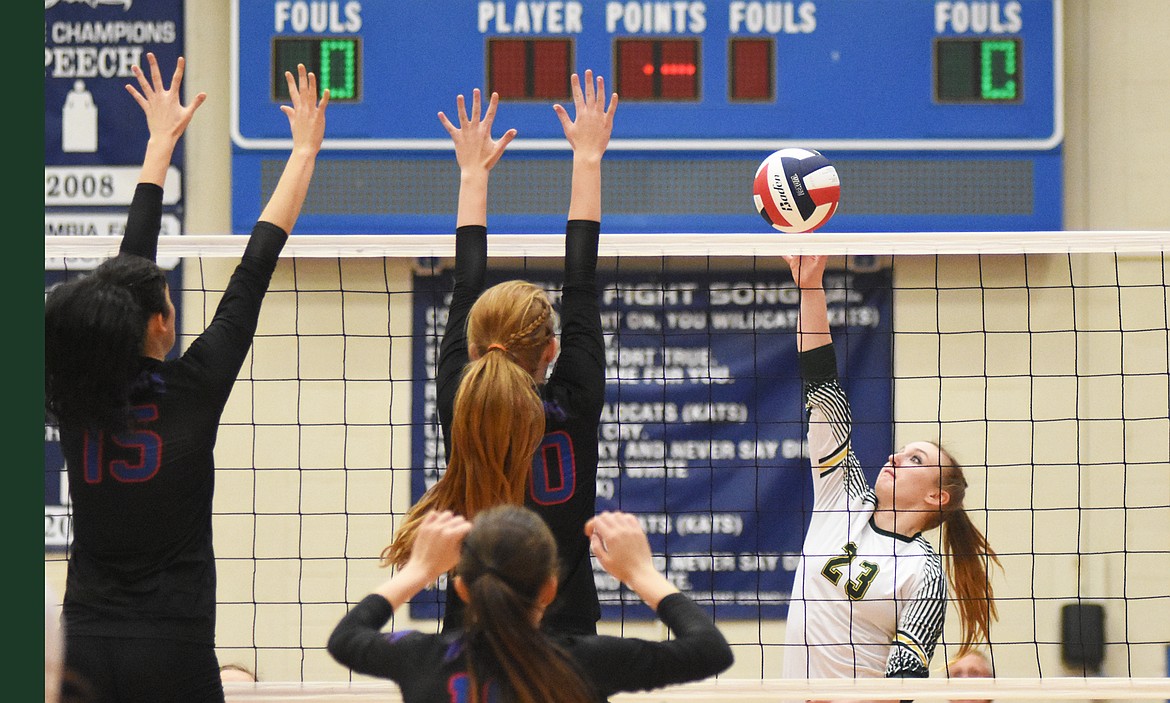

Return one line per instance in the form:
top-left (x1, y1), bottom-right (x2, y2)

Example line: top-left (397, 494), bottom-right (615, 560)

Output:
top-left (231, 0), bottom-right (1061, 234)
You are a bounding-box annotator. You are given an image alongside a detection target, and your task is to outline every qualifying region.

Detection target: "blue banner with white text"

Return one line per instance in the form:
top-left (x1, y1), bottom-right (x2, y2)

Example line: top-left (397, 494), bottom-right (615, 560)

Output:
top-left (410, 265), bottom-right (892, 620)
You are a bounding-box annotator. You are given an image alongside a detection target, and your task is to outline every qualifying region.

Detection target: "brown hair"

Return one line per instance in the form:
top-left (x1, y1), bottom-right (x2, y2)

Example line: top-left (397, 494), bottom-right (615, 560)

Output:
top-left (467, 280), bottom-right (557, 375)
top-left (928, 445), bottom-right (1002, 656)
top-left (381, 281), bottom-right (555, 568)
top-left (460, 505), bottom-right (595, 703)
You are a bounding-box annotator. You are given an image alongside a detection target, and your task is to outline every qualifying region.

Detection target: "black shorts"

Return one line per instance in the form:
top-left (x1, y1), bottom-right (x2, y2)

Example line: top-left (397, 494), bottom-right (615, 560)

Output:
top-left (64, 634), bottom-right (224, 703)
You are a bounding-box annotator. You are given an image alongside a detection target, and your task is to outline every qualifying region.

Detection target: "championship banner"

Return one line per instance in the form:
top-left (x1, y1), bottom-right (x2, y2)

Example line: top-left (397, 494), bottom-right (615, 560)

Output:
top-left (411, 266), bottom-right (892, 620)
top-left (44, 0), bottom-right (185, 550)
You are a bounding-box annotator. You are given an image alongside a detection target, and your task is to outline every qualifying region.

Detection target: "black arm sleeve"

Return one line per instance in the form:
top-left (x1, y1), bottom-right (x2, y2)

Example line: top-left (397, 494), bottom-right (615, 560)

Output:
top-left (179, 221), bottom-right (287, 396)
top-left (548, 219), bottom-right (605, 417)
top-left (119, 183), bottom-right (165, 261)
top-left (800, 343), bottom-right (839, 385)
top-left (436, 225), bottom-right (488, 453)
top-left (574, 593), bottom-right (734, 697)
top-left (327, 595), bottom-right (397, 676)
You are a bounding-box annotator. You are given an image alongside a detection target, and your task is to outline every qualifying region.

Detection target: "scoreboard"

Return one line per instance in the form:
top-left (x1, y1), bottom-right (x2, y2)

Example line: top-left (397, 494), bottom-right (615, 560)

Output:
top-left (231, 0), bottom-right (1062, 233)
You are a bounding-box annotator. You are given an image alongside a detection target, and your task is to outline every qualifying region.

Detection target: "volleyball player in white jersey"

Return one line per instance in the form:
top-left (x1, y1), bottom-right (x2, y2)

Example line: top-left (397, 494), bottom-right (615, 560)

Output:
top-left (782, 255), bottom-right (1000, 695)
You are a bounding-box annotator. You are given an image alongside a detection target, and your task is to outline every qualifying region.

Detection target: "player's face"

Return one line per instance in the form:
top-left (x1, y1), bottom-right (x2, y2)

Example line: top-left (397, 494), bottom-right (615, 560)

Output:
top-left (949, 653), bottom-right (992, 678)
top-left (874, 441), bottom-right (945, 511)
top-left (947, 652), bottom-right (993, 703)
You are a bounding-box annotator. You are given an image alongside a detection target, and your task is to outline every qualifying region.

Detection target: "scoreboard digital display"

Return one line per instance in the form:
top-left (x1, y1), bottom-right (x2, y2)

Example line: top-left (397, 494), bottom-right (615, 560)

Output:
top-left (272, 37), bottom-right (361, 102)
top-left (934, 37), bottom-right (1023, 103)
top-left (614, 38), bottom-right (701, 101)
top-left (236, 0), bottom-right (1059, 148)
top-left (232, 0), bottom-right (1062, 234)
top-left (487, 38), bottom-right (574, 100)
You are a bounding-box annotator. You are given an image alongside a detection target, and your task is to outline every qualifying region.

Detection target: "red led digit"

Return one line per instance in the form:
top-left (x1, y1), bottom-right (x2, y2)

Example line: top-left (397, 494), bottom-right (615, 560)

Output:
top-left (659, 39), bottom-right (698, 99)
top-left (488, 39), bottom-right (527, 98)
top-left (488, 38), bottom-right (571, 99)
top-left (730, 37), bottom-right (773, 101)
top-left (532, 39), bottom-right (571, 99)
top-left (615, 39), bottom-right (656, 99)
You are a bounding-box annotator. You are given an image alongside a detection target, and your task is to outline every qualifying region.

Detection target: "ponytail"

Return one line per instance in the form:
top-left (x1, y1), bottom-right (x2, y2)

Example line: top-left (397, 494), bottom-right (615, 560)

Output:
top-left (935, 447), bottom-right (1002, 655)
top-left (382, 281), bottom-right (553, 568)
top-left (460, 506), bottom-right (596, 703)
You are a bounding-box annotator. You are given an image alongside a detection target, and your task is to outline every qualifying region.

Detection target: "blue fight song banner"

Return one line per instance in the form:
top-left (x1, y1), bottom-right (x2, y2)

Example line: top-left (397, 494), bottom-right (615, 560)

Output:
top-left (410, 266), bottom-right (892, 620)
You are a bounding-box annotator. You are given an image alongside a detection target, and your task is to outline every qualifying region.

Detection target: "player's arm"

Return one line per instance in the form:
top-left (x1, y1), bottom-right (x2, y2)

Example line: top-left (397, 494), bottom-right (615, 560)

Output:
top-left (885, 568), bottom-right (947, 680)
top-left (328, 512), bottom-right (467, 678)
top-left (439, 88), bottom-right (517, 229)
top-left (551, 71), bottom-right (615, 402)
top-left (436, 89), bottom-right (515, 425)
top-left (373, 511), bottom-right (471, 610)
top-left (786, 254), bottom-right (860, 498)
top-left (258, 63), bottom-right (328, 235)
top-left (784, 255), bottom-right (831, 352)
top-left (554, 69), bottom-right (617, 223)
top-left (180, 64), bottom-right (326, 383)
top-left (125, 52), bottom-right (206, 188)
top-left (120, 52), bottom-right (206, 260)
top-left (586, 511), bottom-right (676, 609)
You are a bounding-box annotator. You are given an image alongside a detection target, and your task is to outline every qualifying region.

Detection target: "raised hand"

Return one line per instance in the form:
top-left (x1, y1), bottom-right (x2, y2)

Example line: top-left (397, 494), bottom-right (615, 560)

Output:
top-left (586, 510), bottom-right (677, 609)
top-left (554, 69), bottom-right (618, 161)
top-left (783, 254), bottom-right (828, 290)
top-left (408, 510), bottom-right (473, 579)
top-left (280, 63), bottom-right (329, 155)
top-left (125, 52), bottom-right (206, 144)
top-left (586, 510), bottom-right (653, 584)
top-left (438, 88), bottom-right (517, 175)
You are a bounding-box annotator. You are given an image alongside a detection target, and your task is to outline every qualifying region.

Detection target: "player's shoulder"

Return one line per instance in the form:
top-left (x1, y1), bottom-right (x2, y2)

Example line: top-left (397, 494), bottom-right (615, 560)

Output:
top-left (909, 536), bottom-right (946, 586)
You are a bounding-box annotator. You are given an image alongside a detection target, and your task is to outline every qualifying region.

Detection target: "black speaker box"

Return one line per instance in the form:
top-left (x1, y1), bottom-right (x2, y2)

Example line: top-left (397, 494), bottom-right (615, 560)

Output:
top-left (1061, 603), bottom-right (1105, 672)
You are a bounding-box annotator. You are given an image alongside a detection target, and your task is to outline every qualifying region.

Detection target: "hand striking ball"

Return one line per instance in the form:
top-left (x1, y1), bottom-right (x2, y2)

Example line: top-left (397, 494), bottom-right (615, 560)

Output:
top-left (752, 148), bottom-right (840, 233)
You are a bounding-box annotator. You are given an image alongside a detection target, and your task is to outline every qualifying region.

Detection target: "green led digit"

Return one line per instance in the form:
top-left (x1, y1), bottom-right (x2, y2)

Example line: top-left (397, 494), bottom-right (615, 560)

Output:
top-left (980, 40), bottom-right (1017, 100)
top-left (320, 39), bottom-right (357, 100)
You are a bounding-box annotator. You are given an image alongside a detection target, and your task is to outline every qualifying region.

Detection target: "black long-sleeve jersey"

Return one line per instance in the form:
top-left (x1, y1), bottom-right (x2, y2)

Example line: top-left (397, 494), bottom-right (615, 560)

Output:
top-left (435, 222), bottom-right (606, 635)
top-left (60, 183), bottom-right (287, 645)
top-left (328, 592), bottom-right (733, 703)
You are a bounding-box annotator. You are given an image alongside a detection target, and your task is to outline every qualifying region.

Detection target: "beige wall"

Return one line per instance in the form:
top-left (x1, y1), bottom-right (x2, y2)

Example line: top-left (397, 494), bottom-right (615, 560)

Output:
top-left (46, 0), bottom-right (1170, 687)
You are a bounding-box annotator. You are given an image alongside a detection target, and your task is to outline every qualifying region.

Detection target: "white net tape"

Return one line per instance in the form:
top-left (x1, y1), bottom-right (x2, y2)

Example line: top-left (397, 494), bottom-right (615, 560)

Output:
top-left (44, 230), bottom-right (1170, 260)
top-left (221, 677), bottom-right (1170, 701)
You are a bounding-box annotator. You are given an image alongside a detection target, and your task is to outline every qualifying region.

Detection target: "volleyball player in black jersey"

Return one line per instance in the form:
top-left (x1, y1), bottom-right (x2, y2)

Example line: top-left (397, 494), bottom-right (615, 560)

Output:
top-left (333, 507), bottom-right (732, 703)
top-left (44, 54), bottom-right (328, 703)
top-left (383, 71), bottom-right (616, 636)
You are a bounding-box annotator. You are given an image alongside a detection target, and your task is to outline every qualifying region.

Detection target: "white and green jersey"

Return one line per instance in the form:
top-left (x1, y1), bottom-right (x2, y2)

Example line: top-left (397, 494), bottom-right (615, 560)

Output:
top-left (783, 344), bottom-right (946, 680)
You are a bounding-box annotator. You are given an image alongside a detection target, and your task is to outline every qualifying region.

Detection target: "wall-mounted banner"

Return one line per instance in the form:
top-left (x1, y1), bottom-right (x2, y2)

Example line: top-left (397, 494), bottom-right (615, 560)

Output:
top-left (44, 0), bottom-right (186, 552)
top-left (45, 0), bottom-right (185, 171)
top-left (411, 266), bottom-right (892, 620)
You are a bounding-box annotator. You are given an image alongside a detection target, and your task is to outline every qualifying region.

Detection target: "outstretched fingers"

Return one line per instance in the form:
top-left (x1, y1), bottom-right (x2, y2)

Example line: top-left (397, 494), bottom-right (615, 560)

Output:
top-left (582, 68), bottom-right (596, 105)
top-left (470, 87), bottom-right (482, 124)
top-left (437, 110), bottom-right (457, 137)
top-left (125, 53), bottom-right (206, 139)
top-left (455, 93), bottom-right (468, 126)
top-left (168, 55), bottom-right (186, 96)
top-left (482, 90), bottom-right (500, 128)
top-left (443, 87), bottom-right (516, 173)
top-left (278, 64), bottom-right (329, 150)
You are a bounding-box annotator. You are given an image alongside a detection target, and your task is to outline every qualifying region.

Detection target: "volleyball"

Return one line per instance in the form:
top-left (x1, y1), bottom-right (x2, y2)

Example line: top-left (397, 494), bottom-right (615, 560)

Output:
top-left (752, 148), bottom-right (841, 233)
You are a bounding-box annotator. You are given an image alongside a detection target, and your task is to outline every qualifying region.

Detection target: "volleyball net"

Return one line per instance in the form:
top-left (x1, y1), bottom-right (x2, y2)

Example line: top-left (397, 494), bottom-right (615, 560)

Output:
top-left (44, 231), bottom-right (1170, 701)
